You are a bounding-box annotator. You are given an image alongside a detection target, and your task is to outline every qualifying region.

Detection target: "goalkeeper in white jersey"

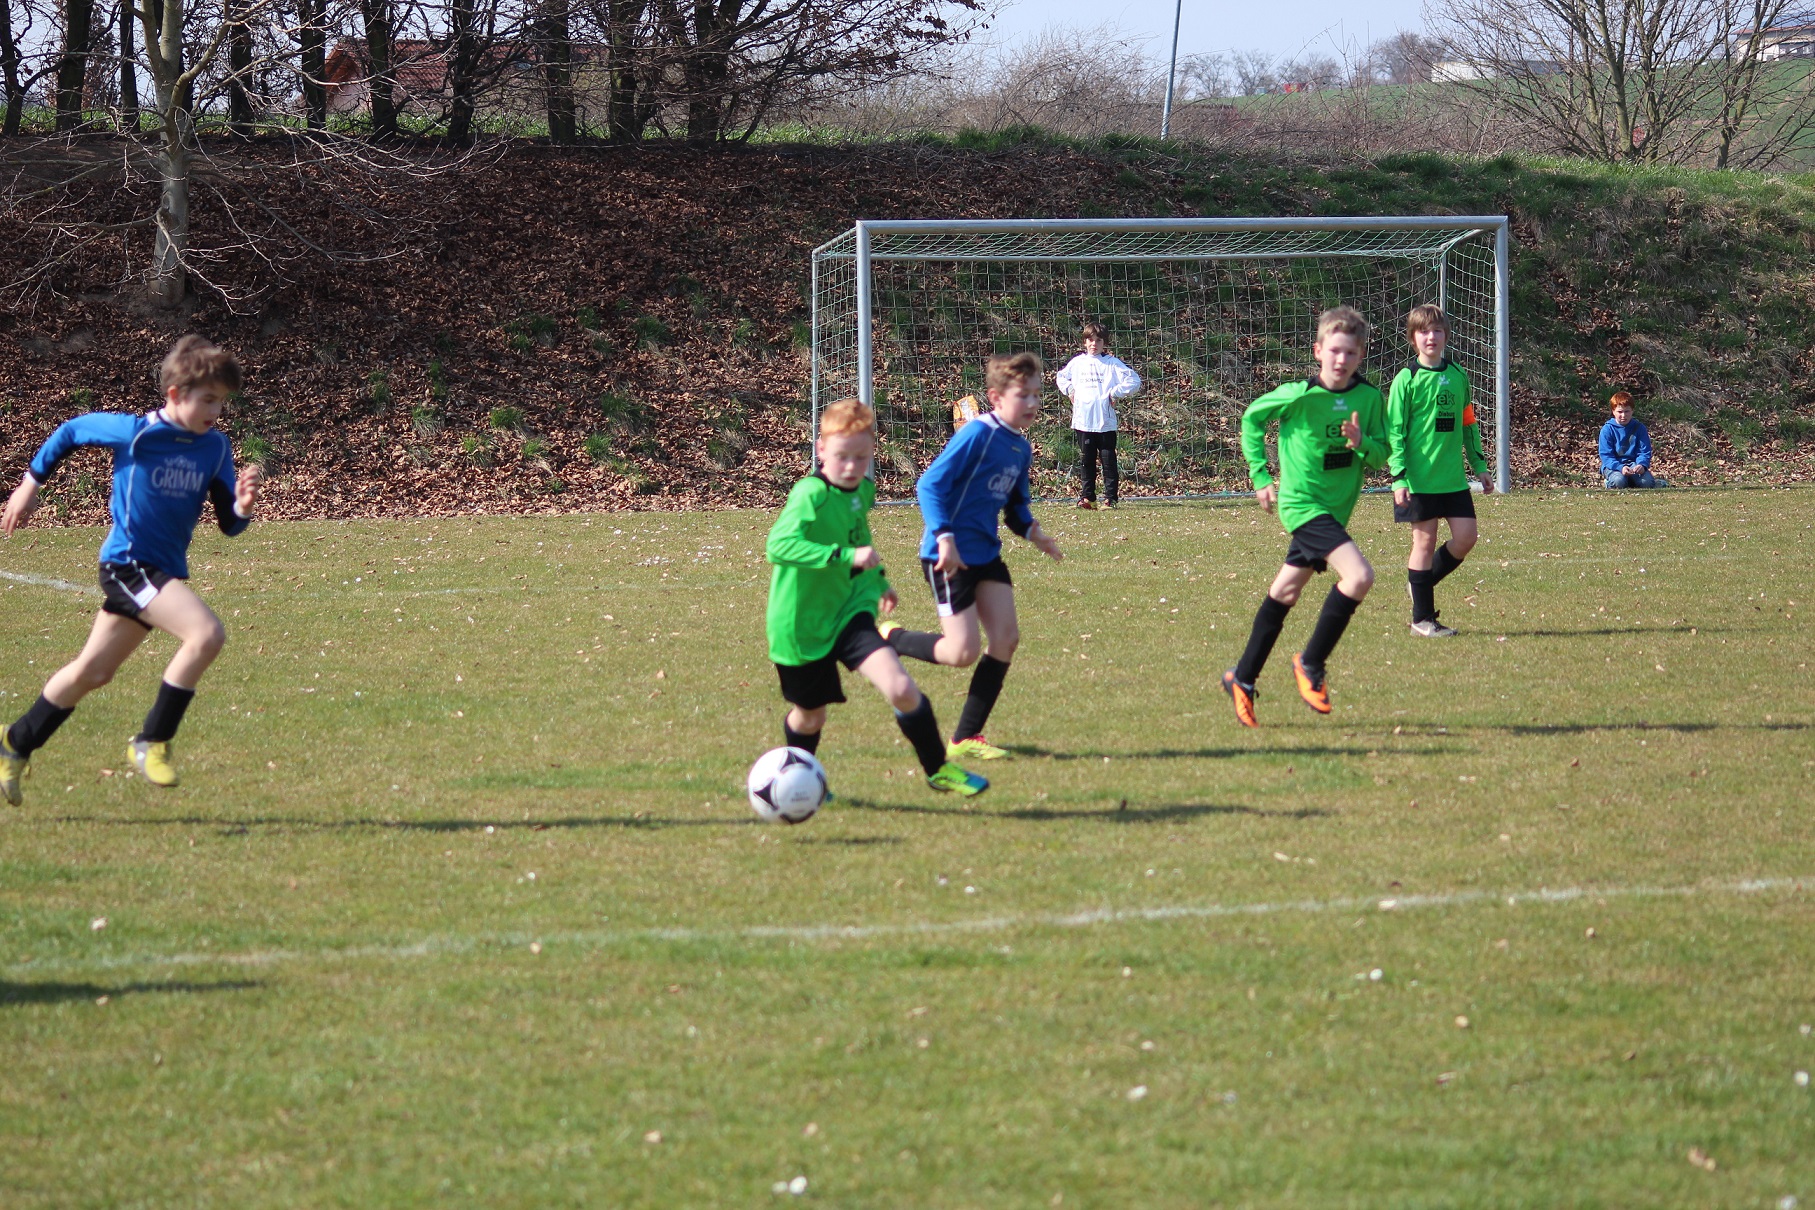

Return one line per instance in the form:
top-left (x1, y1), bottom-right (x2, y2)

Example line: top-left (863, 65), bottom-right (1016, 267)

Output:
top-left (1056, 321), bottom-right (1141, 508)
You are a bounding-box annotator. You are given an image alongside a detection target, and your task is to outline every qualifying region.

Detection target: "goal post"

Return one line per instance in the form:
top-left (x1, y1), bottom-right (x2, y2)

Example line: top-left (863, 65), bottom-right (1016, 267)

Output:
top-left (809, 216), bottom-right (1513, 500)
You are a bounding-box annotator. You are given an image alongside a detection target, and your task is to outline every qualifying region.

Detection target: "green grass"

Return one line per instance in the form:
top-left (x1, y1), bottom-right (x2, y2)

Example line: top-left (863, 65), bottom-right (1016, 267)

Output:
top-left (1, 489), bottom-right (1812, 1206)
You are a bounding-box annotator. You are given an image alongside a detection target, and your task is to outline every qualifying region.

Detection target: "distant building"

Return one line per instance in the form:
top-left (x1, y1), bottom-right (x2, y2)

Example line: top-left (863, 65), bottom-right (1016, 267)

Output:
top-left (322, 39), bottom-right (612, 119)
top-left (1431, 59), bottom-right (1562, 83)
top-left (1739, 18), bottom-right (1815, 59)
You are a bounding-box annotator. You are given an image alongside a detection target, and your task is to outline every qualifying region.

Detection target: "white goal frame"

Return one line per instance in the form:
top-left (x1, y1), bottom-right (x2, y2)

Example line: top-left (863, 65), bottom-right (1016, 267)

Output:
top-left (809, 216), bottom-right (1513, 496)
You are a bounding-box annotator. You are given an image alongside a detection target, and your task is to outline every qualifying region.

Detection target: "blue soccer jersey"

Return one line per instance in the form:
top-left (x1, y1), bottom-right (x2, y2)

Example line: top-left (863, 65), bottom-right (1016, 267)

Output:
top-left (915, 414), bottom-right (1037, 566)
top-left (27, 410), bottom-right (250, 578)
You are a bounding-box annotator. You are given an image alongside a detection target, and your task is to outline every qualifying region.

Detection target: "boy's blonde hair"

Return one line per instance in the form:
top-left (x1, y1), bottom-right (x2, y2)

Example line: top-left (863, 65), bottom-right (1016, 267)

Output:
top-left (160, 334), bottom-right (242, 397)
top-left (1081, 321), bottom-right (1109, 344)
top-left (1404, 304), bottom-right (1448, 339)
top-left (1315, 306), bottom-right (1370, 346)
top-left (819, 397), bottom-right (876, 438)
top-left (987, 351), bottom-right (1043, 393)
top-left (1610, 391), bottom-right (1633, 412)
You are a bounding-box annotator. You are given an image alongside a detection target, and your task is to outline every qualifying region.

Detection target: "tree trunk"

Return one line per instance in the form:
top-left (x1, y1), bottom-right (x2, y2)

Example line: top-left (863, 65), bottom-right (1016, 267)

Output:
top-left (360, 0), bottom-right (397, 138)
top-left (226, 0), bottom-right (253, 133)
top-left (446, 0), bottom-right (480, 145)
top-left (57, 0), bottom-right (97, 130)
top-left (298, 0), bottom-right (326, 129)
top-left (1, 0), bottom-right (26, 136)
top-left (541, 0), bottom-right (575, 142)
top-left (119, 0), bottom-right (139, 131)
top-left (605, 0), bottom-right (646, 141)
top-left (153, 107), bottom-right (192, 305)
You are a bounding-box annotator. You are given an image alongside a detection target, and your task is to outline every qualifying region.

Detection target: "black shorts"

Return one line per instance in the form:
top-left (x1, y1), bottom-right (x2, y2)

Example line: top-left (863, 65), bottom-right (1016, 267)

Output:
top-left (99, 560), bottom-right (175, 627)
top-left (1284, 515), bottom-right (1355, 573)
top-left (1394, 488), bottom-right (1477, 524)
top-left (922, 556), bottom-right (1012, 618)
top-left (774, 612), bottom-right (890, 710)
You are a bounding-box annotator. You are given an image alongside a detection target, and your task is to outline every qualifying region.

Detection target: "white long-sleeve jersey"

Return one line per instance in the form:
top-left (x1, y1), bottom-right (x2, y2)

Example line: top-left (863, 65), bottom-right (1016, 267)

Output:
top-left (1056, 352), bottom-right (1141, 432)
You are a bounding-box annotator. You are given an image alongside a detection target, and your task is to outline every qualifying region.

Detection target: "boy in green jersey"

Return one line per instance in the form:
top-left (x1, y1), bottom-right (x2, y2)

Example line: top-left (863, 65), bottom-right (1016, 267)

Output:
top-left (766, 398), bottom-right (987, 797)
top-left (1386, 305), bottom-right (1493, 637)
top-left (1222, 306), bottom-right (1387, 726)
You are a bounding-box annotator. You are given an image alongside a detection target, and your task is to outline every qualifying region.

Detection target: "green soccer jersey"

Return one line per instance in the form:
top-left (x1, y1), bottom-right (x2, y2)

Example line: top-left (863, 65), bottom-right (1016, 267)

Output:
top-left (1386, 359), bottom-right (1489, 494)
top-left (1241, 375), bottom-right (1389, 533)
top-left (765, 473), bottom-right (890, 665)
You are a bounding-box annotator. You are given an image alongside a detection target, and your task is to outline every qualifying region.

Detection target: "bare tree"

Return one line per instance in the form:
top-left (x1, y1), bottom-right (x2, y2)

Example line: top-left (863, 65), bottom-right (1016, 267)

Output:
top-left (359, 0), bottom-right (398, 137)
top-left (297, 0), bottom-right (326, 127)
top-left (1428, 0), bottom-right (1815, 165)
top-left (2, 0), bottom-right (35, 134)
top-left (536, 0), bottom-right (575, 140)
top-left (1362, 31), bottom-right (1442, 84)
top-left (56, 0), bottom-right (97, 128)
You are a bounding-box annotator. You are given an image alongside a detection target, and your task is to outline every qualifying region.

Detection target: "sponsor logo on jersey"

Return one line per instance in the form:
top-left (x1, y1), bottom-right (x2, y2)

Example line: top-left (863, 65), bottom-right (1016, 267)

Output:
top-left (151, 456), bottom-right (206, 495)
top-left (985, 465), bottom-right (1021, 497)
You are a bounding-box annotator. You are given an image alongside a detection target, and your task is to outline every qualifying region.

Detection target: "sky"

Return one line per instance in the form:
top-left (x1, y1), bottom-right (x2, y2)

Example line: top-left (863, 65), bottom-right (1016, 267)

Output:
top-left (975, 0), bottom-right (1429, 63)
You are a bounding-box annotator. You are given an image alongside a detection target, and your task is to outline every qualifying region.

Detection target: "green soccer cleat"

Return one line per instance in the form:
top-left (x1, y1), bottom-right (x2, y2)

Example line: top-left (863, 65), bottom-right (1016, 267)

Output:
top-left (927, 761), bottom-right (988, 797)
top-left (948, 735), bottom-right (1009, 761)
top-left (0, 735), bottom-right (27, 806)
top-left (127, 739), bottom-right (180, 788)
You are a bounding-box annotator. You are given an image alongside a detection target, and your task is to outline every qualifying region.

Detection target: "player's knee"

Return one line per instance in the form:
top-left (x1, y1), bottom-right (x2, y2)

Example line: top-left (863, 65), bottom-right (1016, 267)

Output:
top-left (1448, 532), bottom-right (1477, 557)
top-left (886, 683), bottom-right (922, 713)
top-left (192, 620), bottom-right (228, 659)
top-left (1344, 568), bottom-right (1376, 597)
top-left (1270, 584), bottom-right (1301, 607)
top-left (791, 706), bottom-right (827, 733)
top-left (71, 662), bottom-right (115, 692)
top-left (987, 627), bottom-right (1020, 659)
top-left (944, 636), bottom-right (982, 666)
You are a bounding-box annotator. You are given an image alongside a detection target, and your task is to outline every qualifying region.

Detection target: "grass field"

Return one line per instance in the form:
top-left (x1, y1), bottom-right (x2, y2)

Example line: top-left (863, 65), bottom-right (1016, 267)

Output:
top-left (2, 487), bottom-right (1811, 1207)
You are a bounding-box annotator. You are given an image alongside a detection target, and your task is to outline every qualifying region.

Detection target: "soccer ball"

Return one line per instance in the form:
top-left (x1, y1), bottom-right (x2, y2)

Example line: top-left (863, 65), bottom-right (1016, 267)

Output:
top-left (746, 746), bottom-right (828, 825)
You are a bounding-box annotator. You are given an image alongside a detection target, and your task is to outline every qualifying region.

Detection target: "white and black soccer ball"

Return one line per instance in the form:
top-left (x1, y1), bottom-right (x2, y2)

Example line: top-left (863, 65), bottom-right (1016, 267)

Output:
top-left (746, 746), bottom-right (828, 825)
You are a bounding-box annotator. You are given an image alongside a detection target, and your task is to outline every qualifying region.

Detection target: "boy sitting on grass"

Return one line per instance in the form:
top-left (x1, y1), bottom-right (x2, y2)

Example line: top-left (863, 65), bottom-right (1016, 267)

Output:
top-left (1, 335), bottom-right (264, 803)
top-left (879, 352), bottom-right (1064, 761)
top-left (766, 397), bottom-right (987, 798)
top-left (1222, 306), bottom-right (1387, 727)
top-left (1056, 321), bottom-right (1141, 509)
top-left (1386, 304), bottom-right (1493, 638)
top-left (1600, 392), bottom-right (1664, 488)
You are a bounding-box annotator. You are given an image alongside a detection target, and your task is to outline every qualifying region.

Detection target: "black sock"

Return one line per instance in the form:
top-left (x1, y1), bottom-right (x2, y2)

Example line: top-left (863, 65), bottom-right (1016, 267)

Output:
top-left (1301, 585), bottom-right (1363, 671)
top-left (1408, 569), bottom-right (1438, 623)
top-left (1432, 543), bottom-right (1465, 584)
top-left (6, 695), bottom-right (75, 757)
top-left (1234, 596), bottom-right (1292, 685)
top-left (894, 693), bottom-right (949, 776)
top-left (953, 654), bottom-right (1010, 741)
top-left (885, 627), bottom-right (941, 663)
top-left (136, 682), bottom-right (195, 744)
top-left (783, 718), bottom-right (821, 755)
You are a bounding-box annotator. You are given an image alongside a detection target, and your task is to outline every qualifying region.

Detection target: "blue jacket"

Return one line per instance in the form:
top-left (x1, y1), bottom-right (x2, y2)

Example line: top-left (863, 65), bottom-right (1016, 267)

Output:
top-left (916, 414), bottom-right (1036, 566)
top-left (1599, 418), bottom-right (1652, 475)
top-left (28, 410), bottom-right (250, 577)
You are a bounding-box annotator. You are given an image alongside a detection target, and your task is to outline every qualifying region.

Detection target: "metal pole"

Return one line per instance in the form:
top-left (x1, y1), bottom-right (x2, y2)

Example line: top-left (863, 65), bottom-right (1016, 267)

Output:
top-left (1494, 219), bottom-right (1512, 493)
top-left (809, 251), bottom-right (820, 472)
top-left (855, 221), bottom-right (874, 407)
top-left (1160, 0), bottom-right (1183, 139)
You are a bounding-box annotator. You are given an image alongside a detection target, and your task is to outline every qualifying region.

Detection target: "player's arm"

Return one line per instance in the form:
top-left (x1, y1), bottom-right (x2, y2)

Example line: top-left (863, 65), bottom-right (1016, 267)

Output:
top-left (1108, 355), bottom-right (1142, 398)
top-left (4, 414), bottom-right (134, 536)
top-left (1003, 457), bottom-right (1061, 562)
top-left (1385, 370), bottom-right (1414, 499)
top-left (916, 426), bottom-right (982, 569)
top-left (1240, 388), bottom-right (1293, 510)
top-left (1460, 375), bottom-right (1491, 485)
top-left (209, 447), bottom-right (261, 536)
top-left (1634, 422), bottom-right (1652, 469)
top-left (1055, 360), bottom-right (1075, 399)
top-left (1353, 394), bottom-right (1390, 470)
top-left (1598, 422), bottom-right (1620, 476)
top-left (766, 482), bottom-right (855, 569)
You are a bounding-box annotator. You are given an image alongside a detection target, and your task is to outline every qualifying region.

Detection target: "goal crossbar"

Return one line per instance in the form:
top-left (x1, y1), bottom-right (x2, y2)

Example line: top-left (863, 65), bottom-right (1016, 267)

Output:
top-left (810, 216), bottom-right (1513, 497)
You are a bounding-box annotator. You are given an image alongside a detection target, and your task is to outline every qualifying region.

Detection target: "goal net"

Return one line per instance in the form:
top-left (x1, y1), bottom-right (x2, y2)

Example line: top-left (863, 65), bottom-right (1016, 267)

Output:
top-left (809, 218), bottom-right (1511, 500)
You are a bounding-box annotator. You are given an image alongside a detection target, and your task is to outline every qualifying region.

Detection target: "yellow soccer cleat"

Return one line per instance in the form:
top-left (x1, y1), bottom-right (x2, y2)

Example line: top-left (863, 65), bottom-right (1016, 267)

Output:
top-left (927, 761), bottom-right (988, 797)
top-left (127, 739), bottom-right (180, 788)
top-left (948, 735), bottom-right (1009, 761)
top-left (1, 735), bottom-right (27, 806)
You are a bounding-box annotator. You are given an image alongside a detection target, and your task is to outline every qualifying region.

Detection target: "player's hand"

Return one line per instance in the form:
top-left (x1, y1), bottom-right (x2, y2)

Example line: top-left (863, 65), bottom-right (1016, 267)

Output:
top-left (1256, 483), bottom-right (1277, 514)
top-left (234, 464), bottom-right (265, 514)
top-left (1480, 475), bottom-right (1494, 494)
top-left (1, 478), bottom-right (40, 536)
top-left (1341, 411), bottom-right (1362, 449)
top-left (879, 588), bottom-right (898, 615)
top-left (1393, 485), bottom-right (1410, 507)
top-left (850, 545), bottom-right (881, 570)
top-left (933, 534), bottom-right (967, 575)
top-left (1029, 524), bottom-right (1063, 562)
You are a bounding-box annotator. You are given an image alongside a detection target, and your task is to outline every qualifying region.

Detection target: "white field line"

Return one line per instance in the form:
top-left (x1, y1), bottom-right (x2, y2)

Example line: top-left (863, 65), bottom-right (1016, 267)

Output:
top-left (7, 874), bottom-right (1809, 980)
top-left (0, 569), bottom-right (100, 596)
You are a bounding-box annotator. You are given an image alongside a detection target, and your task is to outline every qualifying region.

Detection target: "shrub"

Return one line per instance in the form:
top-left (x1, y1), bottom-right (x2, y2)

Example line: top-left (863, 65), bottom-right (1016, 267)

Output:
top-left (461, 433), bottom-right (494, 467)
top-left (367, 368), bottom-right (392, 412)
top-left (67, 387), bottom-right (96, 409)
top-left (632, 315), bottom-right (670, 348)
top-left (489, 405), bottom-right (525, 432)
top-left (239, 431), bottom-right (275, 468)
top-left (411, 404), bottom-right (443, 436)
top-left (427, 359), bottom-right (449, 401)
top-left (583, 433), bottom-right (613, 464)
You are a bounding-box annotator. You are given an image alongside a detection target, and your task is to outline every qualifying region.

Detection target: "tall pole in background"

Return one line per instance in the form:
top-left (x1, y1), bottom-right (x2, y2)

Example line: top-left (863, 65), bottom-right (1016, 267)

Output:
top-left (1159, 0), bottom-right (1183, 138)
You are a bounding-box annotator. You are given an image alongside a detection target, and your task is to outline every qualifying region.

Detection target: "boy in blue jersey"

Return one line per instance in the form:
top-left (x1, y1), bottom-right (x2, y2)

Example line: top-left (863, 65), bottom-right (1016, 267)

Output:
top-left (878, 352), bottom-right (1063, 760)
top-left (0, 335), bottom-right (264, 803)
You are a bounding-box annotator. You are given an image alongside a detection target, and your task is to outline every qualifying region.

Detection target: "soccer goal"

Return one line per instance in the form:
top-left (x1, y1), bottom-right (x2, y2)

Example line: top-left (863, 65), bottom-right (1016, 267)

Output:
top-left (809, 217), bottom-right (1512, 500)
